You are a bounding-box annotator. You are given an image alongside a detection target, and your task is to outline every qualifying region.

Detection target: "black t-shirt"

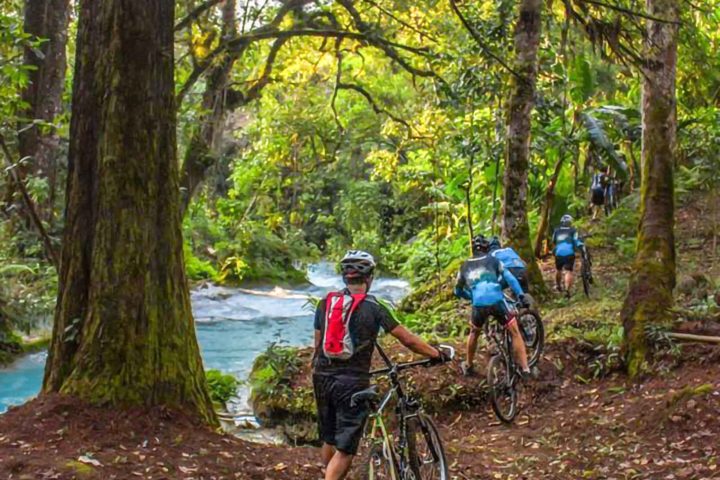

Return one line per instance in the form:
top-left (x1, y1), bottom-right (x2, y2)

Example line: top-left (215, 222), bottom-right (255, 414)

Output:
top-left (313, 292), bottom-right (399, 380)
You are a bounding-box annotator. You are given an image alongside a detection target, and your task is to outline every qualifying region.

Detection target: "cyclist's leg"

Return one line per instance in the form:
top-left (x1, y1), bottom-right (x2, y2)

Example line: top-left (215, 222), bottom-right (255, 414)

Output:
top-left (464, 307), bottom-right (486, 373)
top-left (498, 302), bottom-right (529, 372)
top-left (314, 374), bottom-right (338, 466)
top-left (325, 452), bottom-right (353, 480)
top-left (563, 255), bottom-right (576, 294)
top-left (326, 380), bottom-right (371, 479)
top-left (554, 256), bottom-right (563, 291)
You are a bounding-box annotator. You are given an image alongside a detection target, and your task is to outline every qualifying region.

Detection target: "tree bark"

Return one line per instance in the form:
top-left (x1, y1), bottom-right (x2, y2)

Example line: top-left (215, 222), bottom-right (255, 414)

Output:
top-left (179, 0), bottom-right (236, 217)
top-left (533, 154), bottom-right (565, 258)
top-left (43, 0), bottom-right (216, 425)
top-left (501, 0), bottom-right (546, 294)
top-left (621, 0), bottom-right (678, 378)
top-left (17, 0), bottom-right (71, 219)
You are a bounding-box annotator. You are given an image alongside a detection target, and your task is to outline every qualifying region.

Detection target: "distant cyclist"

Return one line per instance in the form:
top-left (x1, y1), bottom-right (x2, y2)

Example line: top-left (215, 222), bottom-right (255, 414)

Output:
top-left (454, 235), bottom-right (531, 378)
top-left (312, 250), bottom-right (446, 480)
top-left (489, 236), bottom-right (529, 293)
top-left (590, 171), bottom-right (606, 220)
top-left (552, 215), bottom-right (585, 297)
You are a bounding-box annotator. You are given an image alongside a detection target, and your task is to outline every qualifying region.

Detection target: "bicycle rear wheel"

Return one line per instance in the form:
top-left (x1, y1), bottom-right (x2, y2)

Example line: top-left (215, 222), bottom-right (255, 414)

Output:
top-left (518, 310), bottom-right (544, 367)
top-left (582, 262), bottom-right (591, 298)
top-left (361, 443), bottom-right (396, 480)
top-left (487, 354), bottom-right (518, 423)
top-left (406, 413), bottom-right (449, 480)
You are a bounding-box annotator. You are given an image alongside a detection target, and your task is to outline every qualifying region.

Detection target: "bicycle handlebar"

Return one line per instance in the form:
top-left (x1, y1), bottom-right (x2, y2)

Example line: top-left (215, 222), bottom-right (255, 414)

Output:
top-left (370, 345), bottom-right (455, 376)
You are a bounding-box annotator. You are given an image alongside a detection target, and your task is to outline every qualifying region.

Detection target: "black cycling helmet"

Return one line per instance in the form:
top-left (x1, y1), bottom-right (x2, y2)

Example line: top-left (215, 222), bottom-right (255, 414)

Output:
top-left (340, 250), bottom-right (376, 279)
top-left (560, 214), bottom-right (573, 227)
top-left (472, 235), bottom-right (490, 254)
top-left (489, 236), bottom-right (502, 251)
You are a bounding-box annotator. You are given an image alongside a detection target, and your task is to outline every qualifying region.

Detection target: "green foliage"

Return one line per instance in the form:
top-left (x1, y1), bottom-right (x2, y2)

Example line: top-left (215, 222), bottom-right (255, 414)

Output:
top-left (184, 242), bottom-right (218, 281)
top-left (205, 369), bottom-right (240, 405)
top-left (249, 344), bottom-right (316, 429)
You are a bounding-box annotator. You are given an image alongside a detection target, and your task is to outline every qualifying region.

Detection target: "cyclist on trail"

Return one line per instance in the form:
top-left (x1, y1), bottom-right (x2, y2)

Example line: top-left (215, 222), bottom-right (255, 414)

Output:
top-left (552, 214), bottom-right (585, 297)
top-left (454, 235), bottom-right (531, 378)
top-left (489, 236), bottom-right (529, 293)
top-left (312, 250), bottom-right (447, 480)
top-left (590, 171), bottom-right (607, 220)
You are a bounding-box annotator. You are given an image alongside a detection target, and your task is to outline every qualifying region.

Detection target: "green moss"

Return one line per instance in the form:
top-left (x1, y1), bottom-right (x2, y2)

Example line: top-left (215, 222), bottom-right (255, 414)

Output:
top-left (64, 460), bottom-right (96, 478)
top-left (667, 383), bottom-right (714, 408)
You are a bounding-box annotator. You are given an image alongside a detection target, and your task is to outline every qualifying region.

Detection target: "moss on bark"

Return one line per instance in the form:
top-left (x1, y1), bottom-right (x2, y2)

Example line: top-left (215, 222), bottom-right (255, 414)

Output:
top-left (501, 0), bottom-right (547, 295)
top-left (43, 0), bottom-right (216, 425)
top-left (621, 0), bottom-right (678, 378)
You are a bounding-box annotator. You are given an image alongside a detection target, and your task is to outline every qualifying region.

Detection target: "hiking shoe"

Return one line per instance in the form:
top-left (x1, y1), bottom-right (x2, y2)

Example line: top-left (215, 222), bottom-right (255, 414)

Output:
top-left (519, 369), bottom-right (532, 381)
top-left (461, 361), bottom-right (476, 377)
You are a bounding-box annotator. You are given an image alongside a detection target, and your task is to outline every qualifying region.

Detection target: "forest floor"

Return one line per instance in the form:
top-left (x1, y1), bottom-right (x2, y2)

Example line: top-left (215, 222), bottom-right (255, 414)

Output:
top-left (1, 194), bottom-right (719, 480)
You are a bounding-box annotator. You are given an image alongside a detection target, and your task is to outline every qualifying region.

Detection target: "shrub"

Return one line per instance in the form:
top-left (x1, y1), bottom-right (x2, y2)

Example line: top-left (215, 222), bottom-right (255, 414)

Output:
top-left (205, 369), bottom-right (239, 405)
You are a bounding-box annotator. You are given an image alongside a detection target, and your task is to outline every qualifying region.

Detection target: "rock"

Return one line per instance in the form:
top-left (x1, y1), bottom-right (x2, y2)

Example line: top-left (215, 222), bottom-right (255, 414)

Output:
top-left (686, 399), bottom-right (697, 410)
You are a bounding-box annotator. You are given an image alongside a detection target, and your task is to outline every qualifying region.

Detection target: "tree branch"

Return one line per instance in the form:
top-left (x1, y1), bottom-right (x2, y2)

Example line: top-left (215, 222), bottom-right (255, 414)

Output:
top-left (448, 0), bottom-right (527, 83)
top-left (175, 0), bottom-right (224, 32)
top-left (577, 0), bottom-right (683, 24)
top-left (0, 134), bottom-right (58, 268)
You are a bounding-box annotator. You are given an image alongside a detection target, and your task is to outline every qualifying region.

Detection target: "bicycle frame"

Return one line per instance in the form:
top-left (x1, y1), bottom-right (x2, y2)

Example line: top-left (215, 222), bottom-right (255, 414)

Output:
top-left (363, 343), bottom-right (434, 479)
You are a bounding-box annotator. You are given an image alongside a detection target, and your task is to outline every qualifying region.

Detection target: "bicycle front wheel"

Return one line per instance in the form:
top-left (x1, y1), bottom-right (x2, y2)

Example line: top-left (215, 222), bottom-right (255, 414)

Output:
top-left (487, 354), bottom-right (518, 423)
top-left (406, 413), bottom-right (449, 480)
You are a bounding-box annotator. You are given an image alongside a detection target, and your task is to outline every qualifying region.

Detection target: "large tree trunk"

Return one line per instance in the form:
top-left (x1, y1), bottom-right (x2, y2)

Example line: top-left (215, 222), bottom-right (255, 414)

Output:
top-left (501, 0), bottom-right (546, 294)
top-left (179, 0), bottom-right (236, 217)
top-left (17, 0), bottom-right (71, 219)
top-left (621, 0), bottom-right (678, 378)
top-left (43, 0), bottom-right (216, 424)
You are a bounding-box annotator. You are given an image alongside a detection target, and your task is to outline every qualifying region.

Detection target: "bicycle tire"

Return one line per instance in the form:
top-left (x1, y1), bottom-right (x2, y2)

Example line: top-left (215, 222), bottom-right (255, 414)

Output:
top-left (518, 309), bottom-right (544, 367)
top-left (361, 442), bottom-right (397, 480)
top-left (487, 354), bottom-right (518, 423)
top-left (406, 413), bottom-right (449, 480)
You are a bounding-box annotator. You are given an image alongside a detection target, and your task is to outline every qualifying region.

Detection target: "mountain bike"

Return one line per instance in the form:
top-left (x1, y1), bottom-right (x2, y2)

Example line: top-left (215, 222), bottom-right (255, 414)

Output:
top-left (354, 343), bottom-right (454, 480)
top-left (483, 300), bottom-right (543, 423)
top-left (580, 246), bottom-right (593, 298)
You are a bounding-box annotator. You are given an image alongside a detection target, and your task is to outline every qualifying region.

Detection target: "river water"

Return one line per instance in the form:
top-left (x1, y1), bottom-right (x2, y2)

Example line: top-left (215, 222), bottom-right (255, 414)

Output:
top-left (0, 263), bottom-right (409, 417)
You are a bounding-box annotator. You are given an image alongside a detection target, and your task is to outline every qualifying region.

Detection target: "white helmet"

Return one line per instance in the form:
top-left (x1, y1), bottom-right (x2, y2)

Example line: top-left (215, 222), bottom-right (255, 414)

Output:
top-left (560, 214), bottom-right (573, 227)
top-left (340, 250), bottom-right (376, 278)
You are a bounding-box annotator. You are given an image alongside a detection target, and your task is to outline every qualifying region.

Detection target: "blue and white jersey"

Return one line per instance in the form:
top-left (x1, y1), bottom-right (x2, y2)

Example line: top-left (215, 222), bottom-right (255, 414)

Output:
top-left (453, 254), bottom-right (524, 307)
top-left (552, 226), bottom-right (583, 257)
top-left (491, 247), bottom-right (526, 271)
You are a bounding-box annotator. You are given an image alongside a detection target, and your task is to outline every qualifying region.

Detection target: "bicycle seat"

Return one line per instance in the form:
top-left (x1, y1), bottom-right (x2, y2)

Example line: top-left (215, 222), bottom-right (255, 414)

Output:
top-left (350, 385), bottom-right (379, 407)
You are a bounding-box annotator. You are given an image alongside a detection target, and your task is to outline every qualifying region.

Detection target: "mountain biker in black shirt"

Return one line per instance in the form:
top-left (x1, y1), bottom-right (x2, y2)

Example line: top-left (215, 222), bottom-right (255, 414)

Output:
top-left (312, 250), bottom-right (446, 480)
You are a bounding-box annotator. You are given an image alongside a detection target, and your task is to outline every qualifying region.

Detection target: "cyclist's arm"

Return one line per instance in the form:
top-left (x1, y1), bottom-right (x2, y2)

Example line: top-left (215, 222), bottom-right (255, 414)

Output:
top-left (312, 302), bottom-right (324, 361)
top-left (501, 268), bottom-right (524, 297)
top-left (453, 270), bottom-right (471, 300)
top-left (574, 231), bottom-right (585, 251)
top-left (389, 325), bottom-right (441, 359)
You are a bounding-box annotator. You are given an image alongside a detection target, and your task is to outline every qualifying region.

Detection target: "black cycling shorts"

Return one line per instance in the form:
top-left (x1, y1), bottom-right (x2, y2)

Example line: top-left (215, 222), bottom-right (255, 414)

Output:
top-left (555, 254), bottom-right (576, 272)
top-left (471, 301), bottom-right (512, 329)
top-left (313, 374), bottom-right (370, 455)
top-left (591, 188), bottom-right (605, 206)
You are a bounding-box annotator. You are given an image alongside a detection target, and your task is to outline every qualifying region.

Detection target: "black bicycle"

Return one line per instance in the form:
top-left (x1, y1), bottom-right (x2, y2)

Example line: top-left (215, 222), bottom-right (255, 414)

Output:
top-left (354, 343), bottom-right (454, 480)
top-left (484, 299), bottom-right (544, 423)
top-left (580, 246), bottom-right (593, 298)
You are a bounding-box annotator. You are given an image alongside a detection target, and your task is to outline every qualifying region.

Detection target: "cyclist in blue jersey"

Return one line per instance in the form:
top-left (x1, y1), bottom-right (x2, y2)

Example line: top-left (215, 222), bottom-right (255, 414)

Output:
top-left (489, 237), bottom-right (528, 292)
top-left (454, 235), bottom-right (531, 378)
top-left (552, 214), bottom-right (585, 297)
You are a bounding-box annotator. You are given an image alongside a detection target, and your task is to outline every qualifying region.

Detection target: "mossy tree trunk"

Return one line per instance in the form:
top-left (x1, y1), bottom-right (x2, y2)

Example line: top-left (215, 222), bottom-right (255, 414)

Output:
top-left (16, 0), bottom-right (71, 220)
top-left (43, 0), bottom-right (217, 425)
top-left (501, 0), bottom-right (546, 294)
top-left (620, 0), bottom-right (678, 378)
top-left (179, 0), bottom-right (237, 217)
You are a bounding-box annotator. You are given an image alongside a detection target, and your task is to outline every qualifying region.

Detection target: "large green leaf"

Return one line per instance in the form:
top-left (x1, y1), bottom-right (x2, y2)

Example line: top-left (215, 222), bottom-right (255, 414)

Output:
top-left (580, 112), bottom-right (628, 179)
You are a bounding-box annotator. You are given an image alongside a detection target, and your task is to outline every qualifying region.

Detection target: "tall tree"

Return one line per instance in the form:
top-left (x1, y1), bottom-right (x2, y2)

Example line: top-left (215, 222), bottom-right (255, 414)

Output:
top-left (621, 0), bottom-right (679, 377)
top-left (43, 0), bottom-right (216, 424)
top-left (18, 0), bottom-right (71, 219)
top-left (501, 0), bottom-right (546, 292)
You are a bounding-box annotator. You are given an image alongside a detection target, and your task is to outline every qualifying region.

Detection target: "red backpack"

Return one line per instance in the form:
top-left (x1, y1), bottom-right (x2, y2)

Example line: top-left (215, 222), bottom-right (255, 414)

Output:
top-left (322, 292), bottom-right (367, 360)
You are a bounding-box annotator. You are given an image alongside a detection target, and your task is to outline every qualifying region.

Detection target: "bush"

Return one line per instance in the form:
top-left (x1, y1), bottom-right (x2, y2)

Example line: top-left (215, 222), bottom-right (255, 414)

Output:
top-left (205, 369), bottom-right (239, 405)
